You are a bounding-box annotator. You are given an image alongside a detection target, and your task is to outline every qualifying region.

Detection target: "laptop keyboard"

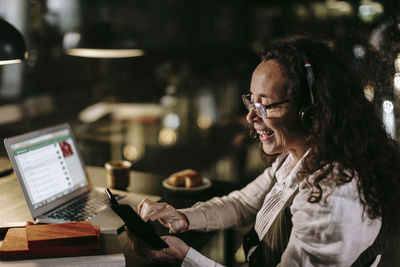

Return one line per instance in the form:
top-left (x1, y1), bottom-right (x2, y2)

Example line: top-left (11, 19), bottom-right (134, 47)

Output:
top-left (47, 190), bottom-right (110, 222)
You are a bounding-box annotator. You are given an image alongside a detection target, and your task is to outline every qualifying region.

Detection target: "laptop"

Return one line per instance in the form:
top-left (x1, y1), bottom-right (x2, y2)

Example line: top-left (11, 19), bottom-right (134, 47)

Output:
top-left (3, 123), bottom-right (125, 228)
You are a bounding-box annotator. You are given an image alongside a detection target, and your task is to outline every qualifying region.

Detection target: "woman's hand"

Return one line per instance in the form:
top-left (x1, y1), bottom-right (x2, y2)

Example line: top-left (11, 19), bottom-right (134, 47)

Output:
top-left (138, 199), bottom-right (189, 233)
top-left (146, 236), bottom-right (189, 263)
top-left (126, 227), bottom-right (189, 263)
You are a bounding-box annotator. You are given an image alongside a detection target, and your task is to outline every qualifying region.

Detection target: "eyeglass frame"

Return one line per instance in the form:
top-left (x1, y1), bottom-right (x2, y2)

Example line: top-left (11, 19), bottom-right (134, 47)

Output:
top-left (241, 93), bottom-right (291, 118)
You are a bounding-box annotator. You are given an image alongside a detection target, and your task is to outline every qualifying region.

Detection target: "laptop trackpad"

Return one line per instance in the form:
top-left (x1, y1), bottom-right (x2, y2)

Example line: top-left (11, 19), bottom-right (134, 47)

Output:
top-left (90, 206), bottom-right (125, 230)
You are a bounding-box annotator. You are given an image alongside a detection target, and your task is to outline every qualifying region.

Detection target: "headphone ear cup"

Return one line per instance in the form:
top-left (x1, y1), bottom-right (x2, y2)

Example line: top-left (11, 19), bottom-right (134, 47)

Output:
top-left (298, 105), bottom-right (314, 130)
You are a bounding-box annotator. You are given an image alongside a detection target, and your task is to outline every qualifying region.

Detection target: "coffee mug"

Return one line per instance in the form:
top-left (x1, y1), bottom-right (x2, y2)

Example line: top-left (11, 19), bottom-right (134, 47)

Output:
top-left (104, 160), bottom-right (132, 190)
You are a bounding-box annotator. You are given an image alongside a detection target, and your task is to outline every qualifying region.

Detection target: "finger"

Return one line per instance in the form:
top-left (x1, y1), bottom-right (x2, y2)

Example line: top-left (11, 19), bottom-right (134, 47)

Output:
top-left (146, 205), bottom-right (177, 222)
top-left (138, 198), bottom-right (156, 215)
top-left (141, 202), bottom-right (170, 220)
top-left (166, 218), bottom-right (187, 233)
top-left (138, 199), bottom-right (167, 214)
top-left (144, 205), bottom-right (171, 221)
top-left (160, 235), bottom-right (169, 241)
top-left (142, 207), bottom-right (169, 222)
top-left (137, 199), bottom-right (146, 214)
top-left (146, 249), bottom-right (166, 262)
top-left (140, 203), bottom-right (165, 220)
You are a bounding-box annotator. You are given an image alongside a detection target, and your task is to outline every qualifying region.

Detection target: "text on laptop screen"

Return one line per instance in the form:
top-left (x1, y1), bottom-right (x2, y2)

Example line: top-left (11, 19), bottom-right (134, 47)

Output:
top-left (10, 129), bottom-right (88, 209)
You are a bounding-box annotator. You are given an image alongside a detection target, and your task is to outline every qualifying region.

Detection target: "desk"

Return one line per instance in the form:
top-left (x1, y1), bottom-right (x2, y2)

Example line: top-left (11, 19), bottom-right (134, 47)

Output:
top-left (0, 165), bottom-right (162, 223)
top-left (0, 162), bottom-right (241, 267)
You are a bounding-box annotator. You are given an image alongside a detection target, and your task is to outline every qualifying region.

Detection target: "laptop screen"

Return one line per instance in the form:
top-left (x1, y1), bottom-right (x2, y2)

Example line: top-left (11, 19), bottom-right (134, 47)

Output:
top-left (8, 128), bottom-right (88, 210)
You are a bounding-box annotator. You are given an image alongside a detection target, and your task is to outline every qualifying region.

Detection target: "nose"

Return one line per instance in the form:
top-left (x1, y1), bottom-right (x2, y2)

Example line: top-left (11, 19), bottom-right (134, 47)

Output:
top-left (246, 107), bottom-right (259, 123)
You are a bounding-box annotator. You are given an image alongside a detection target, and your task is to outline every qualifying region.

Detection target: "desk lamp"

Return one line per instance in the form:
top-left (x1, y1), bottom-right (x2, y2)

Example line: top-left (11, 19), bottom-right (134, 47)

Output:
top-left (0, 18), bottom-right (26, 65)
top-left (0, 18), bottom-right (25, 177)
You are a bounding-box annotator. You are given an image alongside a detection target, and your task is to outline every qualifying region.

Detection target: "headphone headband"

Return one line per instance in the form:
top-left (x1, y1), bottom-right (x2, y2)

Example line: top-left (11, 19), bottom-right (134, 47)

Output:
top-left (290, 42), bottom-right (316, 130)
top-left (292, 44), bottom-right (315, 106)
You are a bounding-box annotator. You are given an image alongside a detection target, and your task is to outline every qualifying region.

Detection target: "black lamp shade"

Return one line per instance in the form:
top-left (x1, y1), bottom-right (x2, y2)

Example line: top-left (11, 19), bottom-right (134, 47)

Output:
top-left (0, 18), bottom-right (26, 63)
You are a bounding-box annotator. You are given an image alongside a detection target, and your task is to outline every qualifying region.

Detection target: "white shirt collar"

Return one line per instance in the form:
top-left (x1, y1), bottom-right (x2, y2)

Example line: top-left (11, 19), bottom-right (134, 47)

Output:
top-left (275, 150), bottom-right (310, 188)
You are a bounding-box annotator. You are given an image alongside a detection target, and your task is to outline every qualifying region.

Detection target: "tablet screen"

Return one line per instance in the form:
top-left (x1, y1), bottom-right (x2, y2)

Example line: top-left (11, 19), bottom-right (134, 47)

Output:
top-left (111, 204), bottom-right (169, 249)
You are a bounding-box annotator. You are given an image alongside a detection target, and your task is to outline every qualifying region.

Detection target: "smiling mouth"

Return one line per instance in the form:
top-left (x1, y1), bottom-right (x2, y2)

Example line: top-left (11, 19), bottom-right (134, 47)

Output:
top-left (257, 130), bottom-right (275, 140)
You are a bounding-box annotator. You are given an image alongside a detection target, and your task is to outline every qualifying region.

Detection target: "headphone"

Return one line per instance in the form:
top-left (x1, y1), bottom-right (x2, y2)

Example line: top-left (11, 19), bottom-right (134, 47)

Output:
top-left (291, 43), bottom-right (316, 130)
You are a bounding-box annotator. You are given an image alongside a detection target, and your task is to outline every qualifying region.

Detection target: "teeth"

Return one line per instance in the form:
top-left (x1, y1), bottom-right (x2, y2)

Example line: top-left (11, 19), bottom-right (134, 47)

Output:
top-left (257, 130), bottom-right (274, 136)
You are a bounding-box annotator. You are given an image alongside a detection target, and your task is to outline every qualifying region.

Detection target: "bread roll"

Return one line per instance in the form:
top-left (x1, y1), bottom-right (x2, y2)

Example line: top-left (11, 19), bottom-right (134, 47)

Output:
top-left (167, 169), bottom-right (203, 188)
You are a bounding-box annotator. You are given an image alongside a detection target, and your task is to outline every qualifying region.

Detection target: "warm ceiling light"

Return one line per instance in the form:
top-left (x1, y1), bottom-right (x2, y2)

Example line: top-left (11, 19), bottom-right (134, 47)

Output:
top-left (63, 22), bottom-right (144, 59)
top-left (65, 48), bottom-right (144, 58)
top-left (0, 59), bottom-right (22, 65)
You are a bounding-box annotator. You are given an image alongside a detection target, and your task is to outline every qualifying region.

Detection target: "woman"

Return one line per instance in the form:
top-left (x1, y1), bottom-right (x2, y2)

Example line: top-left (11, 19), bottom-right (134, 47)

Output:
top-left (128, 37), bottom-right (400, 266)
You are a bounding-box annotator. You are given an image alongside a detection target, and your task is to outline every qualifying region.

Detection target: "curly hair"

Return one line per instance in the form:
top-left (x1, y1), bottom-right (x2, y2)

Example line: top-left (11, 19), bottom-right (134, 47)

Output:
top-left (260, 36), bottom-right (400, 233)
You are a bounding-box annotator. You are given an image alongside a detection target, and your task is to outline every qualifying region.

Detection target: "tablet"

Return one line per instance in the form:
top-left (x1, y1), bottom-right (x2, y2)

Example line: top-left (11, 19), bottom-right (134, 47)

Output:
top-left (105, 188), bottom-right (168, 249)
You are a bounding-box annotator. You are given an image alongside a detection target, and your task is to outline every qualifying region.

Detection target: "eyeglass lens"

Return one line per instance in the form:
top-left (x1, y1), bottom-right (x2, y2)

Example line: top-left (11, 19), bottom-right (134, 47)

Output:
top-left (242, 95), bottom-right (267, 118)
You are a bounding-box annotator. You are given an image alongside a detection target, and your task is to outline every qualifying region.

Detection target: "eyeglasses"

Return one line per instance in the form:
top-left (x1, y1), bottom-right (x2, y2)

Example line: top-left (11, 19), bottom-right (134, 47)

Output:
top-left (241, 94), bottom-right (291, 118)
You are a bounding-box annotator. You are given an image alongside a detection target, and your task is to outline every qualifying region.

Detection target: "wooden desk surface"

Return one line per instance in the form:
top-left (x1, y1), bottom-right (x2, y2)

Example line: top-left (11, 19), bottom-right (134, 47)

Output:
top-left (0, 164), bottom-right (166, 266)
top-left (0, 169), bottom-right (33, 223)
top-left (0, 165), bottom-right (162, 223)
